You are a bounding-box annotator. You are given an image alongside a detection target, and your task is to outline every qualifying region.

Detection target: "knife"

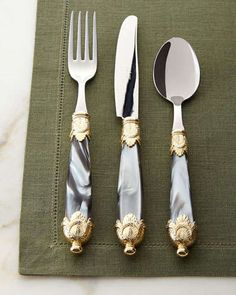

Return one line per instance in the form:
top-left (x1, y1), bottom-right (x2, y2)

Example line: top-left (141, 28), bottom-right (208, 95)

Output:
top-left (114, 16), bottom-right (145, 255)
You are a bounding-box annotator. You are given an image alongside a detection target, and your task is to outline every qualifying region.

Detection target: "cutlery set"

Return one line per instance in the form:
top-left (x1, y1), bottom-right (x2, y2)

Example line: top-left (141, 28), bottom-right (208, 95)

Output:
top-left (62, 12), bottom-right (200, 258)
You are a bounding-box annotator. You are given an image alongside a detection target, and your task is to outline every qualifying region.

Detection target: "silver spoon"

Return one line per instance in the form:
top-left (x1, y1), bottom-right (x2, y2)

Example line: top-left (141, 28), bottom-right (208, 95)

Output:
top-left (153, 37), bottom-right (200, 257)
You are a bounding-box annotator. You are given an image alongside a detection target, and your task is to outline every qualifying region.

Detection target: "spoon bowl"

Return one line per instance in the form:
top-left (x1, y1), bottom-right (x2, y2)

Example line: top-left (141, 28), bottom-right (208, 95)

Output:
top-left (153, 37), bottom-right (200, 104)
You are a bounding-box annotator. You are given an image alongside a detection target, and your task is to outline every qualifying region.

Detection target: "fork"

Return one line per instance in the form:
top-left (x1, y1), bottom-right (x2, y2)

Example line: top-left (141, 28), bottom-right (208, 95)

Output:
top-left (62, 11), bottom-right (97, 254)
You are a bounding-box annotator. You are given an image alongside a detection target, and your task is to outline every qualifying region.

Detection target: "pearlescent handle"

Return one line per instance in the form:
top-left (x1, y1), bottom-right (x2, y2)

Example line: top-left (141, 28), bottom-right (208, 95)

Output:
top-left (118, 144), bottom-right (142, 220)
top-left (115, 143), bottom-right (145, 255)
top-left (65, 137), bottom-right (91, 219)
top-left (167, 131), bottom-right (196, 257)
top-left (170, 154), bottom-right (193, 221)
top-left (62, 136), bottom-right (93, 254)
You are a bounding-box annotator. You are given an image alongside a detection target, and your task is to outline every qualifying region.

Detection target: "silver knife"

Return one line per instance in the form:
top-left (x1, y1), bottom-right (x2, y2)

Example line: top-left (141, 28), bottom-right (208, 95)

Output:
top-left (114, 16), bottom-right (145, 255)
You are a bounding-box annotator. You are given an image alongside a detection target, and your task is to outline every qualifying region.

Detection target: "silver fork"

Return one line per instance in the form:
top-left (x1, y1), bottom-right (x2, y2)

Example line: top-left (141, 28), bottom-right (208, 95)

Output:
top-left (68, 11), bottom-right (97, 112)
top-left (62, 11), bottom-right (97, 254)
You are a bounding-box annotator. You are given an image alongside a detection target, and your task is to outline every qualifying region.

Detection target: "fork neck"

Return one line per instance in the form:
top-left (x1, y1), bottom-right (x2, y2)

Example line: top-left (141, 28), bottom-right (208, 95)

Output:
top-left (75, 82), bottom-right (88, 113)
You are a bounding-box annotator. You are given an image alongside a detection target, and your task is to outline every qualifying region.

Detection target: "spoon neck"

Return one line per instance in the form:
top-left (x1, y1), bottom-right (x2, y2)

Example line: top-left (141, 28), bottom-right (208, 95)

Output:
top-left (172, 103), bottom-right (184, 132)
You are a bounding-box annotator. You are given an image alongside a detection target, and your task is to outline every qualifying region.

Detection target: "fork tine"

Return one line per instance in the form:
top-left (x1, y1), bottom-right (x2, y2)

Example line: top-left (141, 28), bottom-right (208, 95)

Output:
top-left (68, 11), bottom-right (74, 62)
top-left (92, 11), bottom-right (97, 62)
top-left (76, 12), bottom-right (81, 60)
top-left (84, 11), bottom-right (89, 60)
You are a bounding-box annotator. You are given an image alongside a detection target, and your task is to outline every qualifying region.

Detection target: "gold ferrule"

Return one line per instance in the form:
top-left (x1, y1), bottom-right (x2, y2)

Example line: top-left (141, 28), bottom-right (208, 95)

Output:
top-left (62, 211), bottom-right (93, 254)
top-left (115, 213), bottom-right (145, 256)
top-left (70, 112), bottom-right (90, 142)
top-left (121, 117), bottom-right (141, 147)
top-left (167, 214), bottom-right (197, 258)
top-left (170, 130), bottom-right (188, 156)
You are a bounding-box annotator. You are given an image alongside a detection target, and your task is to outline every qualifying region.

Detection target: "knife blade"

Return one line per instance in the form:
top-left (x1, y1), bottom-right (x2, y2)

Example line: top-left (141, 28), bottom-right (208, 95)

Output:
top-left (114, 15), bottom-right (139, 119)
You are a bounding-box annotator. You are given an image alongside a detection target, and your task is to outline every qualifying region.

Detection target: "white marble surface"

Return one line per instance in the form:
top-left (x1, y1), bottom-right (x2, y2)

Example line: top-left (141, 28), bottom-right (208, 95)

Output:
top-left (0, 0), bottom-right (235, 294)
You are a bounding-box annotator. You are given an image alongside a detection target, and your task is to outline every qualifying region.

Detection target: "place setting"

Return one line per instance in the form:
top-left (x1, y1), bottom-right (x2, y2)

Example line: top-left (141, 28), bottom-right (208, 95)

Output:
top-left (19, 0), bottom-right (236, 277)
top-left (61, 10), bottom-right (200, 257)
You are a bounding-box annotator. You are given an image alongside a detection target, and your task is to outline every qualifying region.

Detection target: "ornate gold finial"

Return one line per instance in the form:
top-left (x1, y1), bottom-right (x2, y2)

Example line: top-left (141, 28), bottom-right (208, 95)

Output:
top-left (70, 112), bottom-right (90, 142)
top-left (121, 117), bottom-right (141, 147)
top-left (170, 130), bottom-right (188, 156)
top-left (62, 211), bottom-right (93, 254)
top-left (167, 214), bottom-right (196, 257)
top-left (115, 213), bottom-right (145, 255)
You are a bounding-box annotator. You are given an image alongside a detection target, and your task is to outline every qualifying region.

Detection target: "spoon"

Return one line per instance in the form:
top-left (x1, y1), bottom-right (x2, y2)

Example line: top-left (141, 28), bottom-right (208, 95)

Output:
top-left (153, 37), bottom-right (200, 257)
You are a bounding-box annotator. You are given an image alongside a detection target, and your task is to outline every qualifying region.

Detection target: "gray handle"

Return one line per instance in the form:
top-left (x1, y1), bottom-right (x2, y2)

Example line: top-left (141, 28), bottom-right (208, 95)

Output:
top-left (65, 137), bottom-right (91, 220)
top-left (170, 154), bottom-right (193, 221)
top-left (118, 144), bottom-right (142, 221)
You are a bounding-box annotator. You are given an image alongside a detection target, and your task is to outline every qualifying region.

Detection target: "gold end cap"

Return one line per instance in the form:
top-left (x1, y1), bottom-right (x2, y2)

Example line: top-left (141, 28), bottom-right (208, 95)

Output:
top-left (124, 242), bottom-right (136, 256)
top-left (167, 214), bottom-right (196, 258)
top-left (70, 241), bottom-right (83, 254)
top-left (115, 213), bottom-right (145, 256)
top-left (176, 243), bottom-right (189, 257)
top-left (62, 211), bottom-right (93, 254)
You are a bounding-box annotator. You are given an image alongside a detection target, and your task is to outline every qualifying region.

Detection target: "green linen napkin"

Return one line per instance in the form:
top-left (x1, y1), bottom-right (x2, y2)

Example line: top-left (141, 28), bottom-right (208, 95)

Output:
top-left (19, 0), bottom-right (236, 276)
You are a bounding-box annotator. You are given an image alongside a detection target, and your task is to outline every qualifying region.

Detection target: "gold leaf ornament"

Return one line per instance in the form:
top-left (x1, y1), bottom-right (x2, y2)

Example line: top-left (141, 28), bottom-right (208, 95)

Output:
top-left (170, 130), bottom-right (188, 156)
top-left (121, 117), bottom-right (141, 147)
top-left (62, 211), bottom-right (93, 254)
top-left (167, 214), bottom-right (196, 257)
top-left (70, 112), bottom-right (90, 142)
top-left (116, 213), bottom-right (145, 255)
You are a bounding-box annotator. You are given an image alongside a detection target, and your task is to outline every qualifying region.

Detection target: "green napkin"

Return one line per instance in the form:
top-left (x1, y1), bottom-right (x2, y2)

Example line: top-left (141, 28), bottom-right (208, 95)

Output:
top-left (19, 0), bottom-right (236, 276)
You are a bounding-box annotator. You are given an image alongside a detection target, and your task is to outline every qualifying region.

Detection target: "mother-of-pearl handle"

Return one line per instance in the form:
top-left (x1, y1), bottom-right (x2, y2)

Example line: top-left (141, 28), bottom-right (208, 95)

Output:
top-left (167, 130), bottom-right (197, 257)
top-left (115, 117), bottom-right (145, 255)
top-left (62, 113), bottom-right (93, 254)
